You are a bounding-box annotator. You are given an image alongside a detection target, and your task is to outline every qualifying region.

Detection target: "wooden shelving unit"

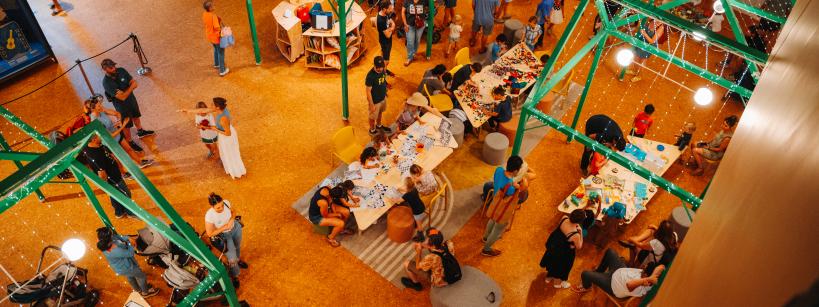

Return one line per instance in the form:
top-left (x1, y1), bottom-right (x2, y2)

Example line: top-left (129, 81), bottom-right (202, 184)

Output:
top-left (272, 2), bottom-right (304, 63)
top-left (302, 0), bottom-right (367, 70)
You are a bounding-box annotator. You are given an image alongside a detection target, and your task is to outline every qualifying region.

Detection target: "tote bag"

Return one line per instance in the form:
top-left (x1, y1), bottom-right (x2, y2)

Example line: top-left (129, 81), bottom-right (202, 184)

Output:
top-left (220, 26), bottom-right (235, 48)
top-left (550, 7), bottom-right (564, 24)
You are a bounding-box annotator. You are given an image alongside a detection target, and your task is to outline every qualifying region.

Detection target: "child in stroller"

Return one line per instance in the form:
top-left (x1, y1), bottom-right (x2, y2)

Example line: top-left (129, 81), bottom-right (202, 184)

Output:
top-left (6, 245), bottom-right (100, 307)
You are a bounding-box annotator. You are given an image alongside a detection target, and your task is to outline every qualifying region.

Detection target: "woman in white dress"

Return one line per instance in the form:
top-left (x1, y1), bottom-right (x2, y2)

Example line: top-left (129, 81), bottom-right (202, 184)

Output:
top-left (180, 97), bottom-right (246, 179)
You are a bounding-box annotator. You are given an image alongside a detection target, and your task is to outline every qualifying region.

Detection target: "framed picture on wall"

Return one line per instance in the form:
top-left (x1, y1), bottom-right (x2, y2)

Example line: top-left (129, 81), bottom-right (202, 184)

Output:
top-left (0, 0), bottom-right (56, 84)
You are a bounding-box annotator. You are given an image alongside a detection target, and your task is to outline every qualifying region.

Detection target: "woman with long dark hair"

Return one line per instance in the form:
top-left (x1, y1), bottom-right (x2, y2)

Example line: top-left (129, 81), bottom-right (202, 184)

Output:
top-left (539, 209), bottom-right (586, 289)
top-left (96, 227), bottom-right (160, 297)
top-left (619, 220), bottom-right (678, 267)
top-left (179, 97), bottom-right (246, 179)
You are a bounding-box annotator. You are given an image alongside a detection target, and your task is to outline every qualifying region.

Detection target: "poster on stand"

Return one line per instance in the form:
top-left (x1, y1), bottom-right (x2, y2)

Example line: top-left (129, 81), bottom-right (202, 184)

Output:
top-left (0, 0), bottom-right (56, 83)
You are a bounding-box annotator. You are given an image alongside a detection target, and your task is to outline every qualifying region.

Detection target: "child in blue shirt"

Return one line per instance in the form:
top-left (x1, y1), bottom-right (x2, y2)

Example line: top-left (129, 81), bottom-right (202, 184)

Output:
top-left (489, 34), bottom-right (508, 63)
top-left (487, 86), bottom-right (513, 129)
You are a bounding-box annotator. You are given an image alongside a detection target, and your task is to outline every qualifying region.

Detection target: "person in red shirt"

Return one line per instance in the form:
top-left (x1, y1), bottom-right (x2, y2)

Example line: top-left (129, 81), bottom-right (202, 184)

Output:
top-left (202, 1), bottom-right (228, 76)
top-left (631, 104), bottom-right (655, 138)
top-left (588, 151), bottom-right (607, 176)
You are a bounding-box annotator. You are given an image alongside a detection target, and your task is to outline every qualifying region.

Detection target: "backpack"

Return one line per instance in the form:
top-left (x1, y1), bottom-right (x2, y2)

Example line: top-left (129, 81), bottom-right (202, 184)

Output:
top-left (432, 243), bottom-right (462, 284)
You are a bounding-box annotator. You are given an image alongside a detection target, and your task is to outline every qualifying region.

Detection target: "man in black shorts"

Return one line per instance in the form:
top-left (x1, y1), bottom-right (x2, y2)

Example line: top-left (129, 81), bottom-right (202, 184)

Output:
top-left (101, 59), bottom-right (155, 150)
top-left (376, 2), bottom-right (396, 67)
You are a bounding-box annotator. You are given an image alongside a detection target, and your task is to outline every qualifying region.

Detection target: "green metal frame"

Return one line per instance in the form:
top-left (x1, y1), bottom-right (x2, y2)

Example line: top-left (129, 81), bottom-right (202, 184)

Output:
top-left (0, 106), bottom-right (240, 306)
top-left (510, 0), bottom-right (787, 209)
top-left (245, 0), bottom-right (262, 64)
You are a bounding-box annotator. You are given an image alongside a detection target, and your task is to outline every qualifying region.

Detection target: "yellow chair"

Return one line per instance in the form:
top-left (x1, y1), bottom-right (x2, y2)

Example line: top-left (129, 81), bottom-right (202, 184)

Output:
top-left (331, 126), bottom-right (364, 166)
top-left (449, 64), bottom-right (463, 76)
top-left (534, 51), bottom-right (550, 62)
top-left (454, 47), bottom-right (471, 66)
top-left (424, 174), bottom-right (448, 229)
top-left (424, 84), bottom-right (453, 112)
top-left (551, 68), bottom-right (576, 96)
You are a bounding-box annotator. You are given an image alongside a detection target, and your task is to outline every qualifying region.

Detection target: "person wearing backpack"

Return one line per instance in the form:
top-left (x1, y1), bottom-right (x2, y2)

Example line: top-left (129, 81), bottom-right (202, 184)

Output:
top-left (402, 228), bottom-right (461, 291)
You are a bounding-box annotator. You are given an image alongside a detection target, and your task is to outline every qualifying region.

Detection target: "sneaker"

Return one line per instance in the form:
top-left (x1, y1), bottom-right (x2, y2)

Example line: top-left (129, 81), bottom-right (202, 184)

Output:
top-left (128, 141), bottom-right (144, 152)
top-left (378, 125), bottom-right (392, 134)
top-left (481, 249), bottom-right (502, 257)
top-left (115, 214), bottom-right (126, 219)
top-left (494, 18), bottom-right (505, 23)
top-left (401, 277), bottom-right (423, 291)
top-left (554, 281), bottom-right (571, 289)
top-left (238, 260), bottom-right (248, 269)
top-left (369, 128), bottom-right (378, 135)
top-left (140, 287), bottom-right (160, 298)
top-left (122, 172), bottom-right (134, 180)
top-left (618, 239), bottom-right (636, 249)
top-left (631, 76), bottom-right (642, 82)
top-left (220, 68), bottom-right (230, 76)
top-left (232, 278), bottom-right (240, 289)
top-left (137, 129), bottom-right (155, 138)
top-left (139, 159), bottom-right (154, 168)
top-left (481, 237), bottom-right (487, 243)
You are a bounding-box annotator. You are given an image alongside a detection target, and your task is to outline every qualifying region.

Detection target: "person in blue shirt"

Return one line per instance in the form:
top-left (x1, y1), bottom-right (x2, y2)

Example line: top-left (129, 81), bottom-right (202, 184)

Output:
top-left (534, 0), bottom-right (554, 48)
top-left (96, 227), bottom-right (160, 297)
top-left (487, 86), bottom-right (513, 130)
top-left (480, 156), bottom-right (536, 257)
top-left (488, 34), bottom-right (508, 63)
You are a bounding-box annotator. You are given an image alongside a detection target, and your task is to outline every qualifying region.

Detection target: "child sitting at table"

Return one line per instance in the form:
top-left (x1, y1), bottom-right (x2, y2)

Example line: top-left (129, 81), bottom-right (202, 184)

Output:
top-left (373, 130), bottom-right (394, 157)
top-left (396, 92), bottom-right (445, 131)
top-left (588, 151), bottom-right (608, 176)
top-left (359, 147), bottom-right (381, 169)
top-left (390, 177), bottom-right (428, 241)
top-left (674, 121), bottom-right (696, 151)
top-left (487, 86), bottom-right (513, 130)
top-left (489, 34), bottom-right (509, 63)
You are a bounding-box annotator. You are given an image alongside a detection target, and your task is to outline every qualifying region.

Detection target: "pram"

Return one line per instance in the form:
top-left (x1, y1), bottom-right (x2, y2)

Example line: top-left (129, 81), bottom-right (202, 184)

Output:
top-left (5, 246), bottom-right (100, 307)
top-left (134, 224), bottom-right (224, 306)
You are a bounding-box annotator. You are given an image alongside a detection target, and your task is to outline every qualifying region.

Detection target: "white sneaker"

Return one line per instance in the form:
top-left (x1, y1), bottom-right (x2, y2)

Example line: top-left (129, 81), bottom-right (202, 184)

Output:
top-left (554, 281), bottom-right (571, 289)
top-left (219, 68), bottom-right (230, 76)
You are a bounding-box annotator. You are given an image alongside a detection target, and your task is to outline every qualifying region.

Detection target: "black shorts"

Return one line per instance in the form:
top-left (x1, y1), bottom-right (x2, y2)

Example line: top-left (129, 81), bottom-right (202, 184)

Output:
top-left (445, 0), bottom-right (457, 8)
top-left (380, 40), bottom-right (392, 61)
top-left (113, 99), bottom-right (141, 126)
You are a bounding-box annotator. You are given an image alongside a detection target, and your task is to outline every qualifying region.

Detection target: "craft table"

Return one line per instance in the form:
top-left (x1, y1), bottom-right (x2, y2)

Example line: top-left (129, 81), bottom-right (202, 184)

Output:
top-left (319, 114), bottom-right (457, 234)
top-left (453, 43), bottom-right (542, 127)
top-left (558, 136), bottom-right (682, 224)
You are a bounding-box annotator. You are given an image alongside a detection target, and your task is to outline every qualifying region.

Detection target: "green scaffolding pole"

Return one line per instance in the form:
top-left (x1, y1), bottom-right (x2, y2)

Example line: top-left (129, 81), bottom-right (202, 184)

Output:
top-left (245, 0), bottom-right (262, 64)
top-left (727, 0), bottom-right (787, 24)
top-left (426, 0), bottom-right (434, 58)
top-left (0, 133), bottom-right (45, 201)
top-left (328, 0), bottom-right (354, 120)
top-left (718, 0), bottom-right (761, 80)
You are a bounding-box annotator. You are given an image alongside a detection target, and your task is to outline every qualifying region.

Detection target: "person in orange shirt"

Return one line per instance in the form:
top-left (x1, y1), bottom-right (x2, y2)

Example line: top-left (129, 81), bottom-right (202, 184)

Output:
top-left (203, 0), bottom-right (229, 76)
top-left (630, 104), bottom-right (654, 138)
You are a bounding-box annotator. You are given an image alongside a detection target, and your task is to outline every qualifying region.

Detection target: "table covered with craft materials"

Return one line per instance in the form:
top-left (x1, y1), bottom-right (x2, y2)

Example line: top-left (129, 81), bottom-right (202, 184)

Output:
top-left (318, 113), bottom-right (458, 233)
top-left (453, 43), bottom-right (542, 127)
top-left (558, 136), bottom-right (682, 223)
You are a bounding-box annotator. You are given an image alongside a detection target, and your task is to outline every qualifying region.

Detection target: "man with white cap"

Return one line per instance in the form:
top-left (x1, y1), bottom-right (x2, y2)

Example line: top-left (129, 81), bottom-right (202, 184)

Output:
top-left (395, 92), bottom-right (444, 131)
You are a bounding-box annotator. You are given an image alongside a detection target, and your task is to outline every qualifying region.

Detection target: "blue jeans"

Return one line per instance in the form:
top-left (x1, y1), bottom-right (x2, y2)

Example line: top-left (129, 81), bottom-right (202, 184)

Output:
top-left (223, 222), bottom-right (243, 277)
top-left (406, 25), bottom-right (426, 60)
top-left (110, 179), bottom-right (132, 217)
top-left (122, 268), bottom-right (149, 293)
top-left (212, 43), bottom-right (226, 73)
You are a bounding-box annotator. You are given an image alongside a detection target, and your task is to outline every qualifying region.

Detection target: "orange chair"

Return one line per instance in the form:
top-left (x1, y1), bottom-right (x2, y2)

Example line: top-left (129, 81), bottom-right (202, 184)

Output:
top-left (498, 114), bottom-right (522, 144)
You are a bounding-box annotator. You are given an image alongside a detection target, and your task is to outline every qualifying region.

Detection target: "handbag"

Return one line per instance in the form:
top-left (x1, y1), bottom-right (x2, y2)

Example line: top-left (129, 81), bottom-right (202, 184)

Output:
top-left (550, 6), bottom-right (564, 24)
top-left (219, 26), bottom-right (235, 48)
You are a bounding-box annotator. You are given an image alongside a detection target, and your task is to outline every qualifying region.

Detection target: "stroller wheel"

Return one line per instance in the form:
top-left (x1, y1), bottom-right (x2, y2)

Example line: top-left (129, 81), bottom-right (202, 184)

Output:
top-left (432, 31), bottom-right (441, 44)
top-left (85, 290), bottom-right (100, 306)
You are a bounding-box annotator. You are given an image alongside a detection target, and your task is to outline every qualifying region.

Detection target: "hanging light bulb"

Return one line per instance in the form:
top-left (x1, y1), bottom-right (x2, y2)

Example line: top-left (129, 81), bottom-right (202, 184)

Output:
top-left (62, 239), bottom-right (86, 261)
top-left (616, 49), bottom-right (634, 66)
top-left (694, 88), bottom-right (714, 106)
top-left (712, 1), bottom-right (725, 14)
top-left (692, 31), bottom-right (707, 42)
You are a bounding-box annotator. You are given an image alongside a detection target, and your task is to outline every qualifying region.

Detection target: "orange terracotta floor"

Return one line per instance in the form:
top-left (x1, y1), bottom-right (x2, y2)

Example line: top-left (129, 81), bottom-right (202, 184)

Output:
top-left (0, 0), bottom-right (745, 306)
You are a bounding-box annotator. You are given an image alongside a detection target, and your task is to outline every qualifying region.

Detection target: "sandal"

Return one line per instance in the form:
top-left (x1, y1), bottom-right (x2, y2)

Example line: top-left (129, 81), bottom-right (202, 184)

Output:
top-left (326, 237), bottom-right (340, 247)
top-left (571, 285), bottom-right (591, 293)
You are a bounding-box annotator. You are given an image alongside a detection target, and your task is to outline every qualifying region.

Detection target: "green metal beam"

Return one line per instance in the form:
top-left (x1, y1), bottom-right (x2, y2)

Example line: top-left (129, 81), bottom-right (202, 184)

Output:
top-left (727, 0), bottom-right (786, 24)
top-left (245, 0), bottom-right (262, 64)
top-left (608, 29), bottom-right (754, 98)
top-left (512, 31), bottom-right (605, 155)
top-left (333, 0), bottom-right (350, 120)
top-left (524, 104), bottom-right (703, 207)
top-left (613, 0), bottom-right (690, 27)
top-left (718, 0), bottom-right (762, 80)
top-left (567, 32), bottom-right (607, 143)
top-left (180, 269), bottom-right (220, 306)
top-left (426, 0), bottom-right (434, 58)
top-left (613, 0), bottom-right (768, 65)
top-left (0, 133), bottom-right (45, 201)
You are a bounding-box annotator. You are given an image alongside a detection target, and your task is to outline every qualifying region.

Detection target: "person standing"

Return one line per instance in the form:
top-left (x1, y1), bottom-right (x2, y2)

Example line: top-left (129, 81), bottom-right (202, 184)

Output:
top-left (534, 0), bottom-right (553, 48)
top-left (524, 16), bottom-right (543, 51)
top-left (101, 59), bottom-right (155, 149)
top-left (581, 114), bottom-right (626, 175)
top-left (481, 156), bottom-right (524, 257)
top-left (82, 136), bottom-right (136, 219)
top-left (96, 227), bottom-right (160, 297)
top-left (377, 2), bottom-right (396, 67)
top-left (444, 15), bottom-right (463, 58)
top-left (470, 0), bottom-right (500, 54)
top-left (84, 98), bottom-right (153, 168)
top-left (179, 98), bottom-right (247, 179)
top-left (628, 19), bottom-right (663, 82)
top-left (365, 56), bottom-right (394, 135)
top-left (630, 104), bottom-right (655, 138)
top-left (540, 209), bottom-right (586, 289)
top-left (204, 193), bottom-right (248, 288)
top-left (402, 0), bottom-right (429, 66)
top-left (202, 0), bottom-right (229, 76)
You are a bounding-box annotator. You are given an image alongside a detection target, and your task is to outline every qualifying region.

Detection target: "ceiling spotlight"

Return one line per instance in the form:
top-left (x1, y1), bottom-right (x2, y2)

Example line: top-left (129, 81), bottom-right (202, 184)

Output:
top-left (713, 1), bottom-right (725, 14)
top-left (694, 88), bottom-right (714, 106)
top-left (616, 49), bottom-right (634, 66)
top-left (62, 239), bottom-right (86, 262)
top-left (692, 31), bottom-right (707, 42)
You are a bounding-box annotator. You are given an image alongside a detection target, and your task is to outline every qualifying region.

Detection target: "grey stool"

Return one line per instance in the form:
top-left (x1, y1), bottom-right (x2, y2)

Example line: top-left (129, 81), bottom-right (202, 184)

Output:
top-left (447, 117), bottom-right (465, 146)
top-left (513, 28), bottom-right (525, 46)
top-left (669, 206), bottom-right (694, 241)
top-left (503, 19), bottom-right (523, 46)
top-left (482, 133), bottom-right (508, 165)
top-left (430, 266), bottom-right (502, 307)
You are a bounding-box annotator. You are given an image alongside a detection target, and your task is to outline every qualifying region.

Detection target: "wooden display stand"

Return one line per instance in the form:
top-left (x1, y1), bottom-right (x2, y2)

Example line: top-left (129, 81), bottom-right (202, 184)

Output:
top-left (272, 2), bottom-right (305, 62)
top-left (302, 0), bottom-right (367, 70)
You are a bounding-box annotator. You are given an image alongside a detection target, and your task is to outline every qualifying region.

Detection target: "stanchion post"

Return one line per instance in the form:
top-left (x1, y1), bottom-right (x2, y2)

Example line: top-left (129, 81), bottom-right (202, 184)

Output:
top-left (130, 33), bottom-right (152, 75)
top-left (75, 60), bottom-right (96, 97)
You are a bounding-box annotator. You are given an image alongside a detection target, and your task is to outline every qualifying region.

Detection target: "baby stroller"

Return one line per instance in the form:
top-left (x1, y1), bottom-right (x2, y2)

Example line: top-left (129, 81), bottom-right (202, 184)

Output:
top-left (162, 255), bottom-right (224, 307)
top-left (134, 223), bottom-right (193, 269)
top-left (6, 246), bottom-right (100, 307)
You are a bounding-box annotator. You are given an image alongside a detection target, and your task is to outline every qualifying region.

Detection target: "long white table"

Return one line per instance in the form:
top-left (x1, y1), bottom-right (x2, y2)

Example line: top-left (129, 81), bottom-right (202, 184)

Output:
top-left (453, 43), bottom-right (542, 127)
top-left (558, 136), bottom-right (682, 224)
